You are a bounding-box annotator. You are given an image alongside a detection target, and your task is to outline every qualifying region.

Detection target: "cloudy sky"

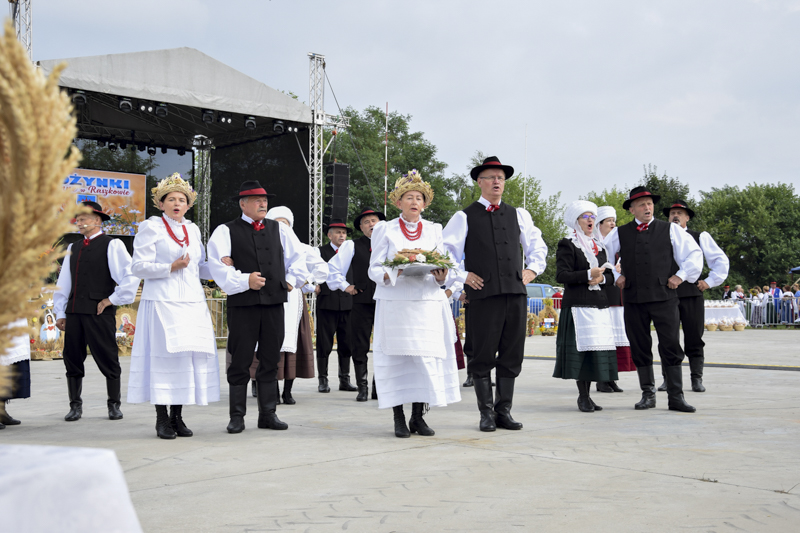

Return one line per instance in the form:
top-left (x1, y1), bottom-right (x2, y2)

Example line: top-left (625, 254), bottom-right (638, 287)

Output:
top-left (33, 0), bottom-right (800, 205)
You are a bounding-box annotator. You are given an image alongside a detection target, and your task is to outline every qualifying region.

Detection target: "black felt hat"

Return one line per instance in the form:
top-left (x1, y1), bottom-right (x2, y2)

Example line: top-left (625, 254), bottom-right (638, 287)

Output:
top-left (470, 156), bottom-right (515, 181)
top-left (77, 200), bottom-right (110, 222)
top-left (323, 218), bottom-right (353, 235)
top-left (622, 186), bottom-right (661, 210)
top-left (662, 199), bottom-right (696, 219)
top-left (353, 207), bottom-right (386, 229)
top-left (231, 180), bottom-right (276, 201)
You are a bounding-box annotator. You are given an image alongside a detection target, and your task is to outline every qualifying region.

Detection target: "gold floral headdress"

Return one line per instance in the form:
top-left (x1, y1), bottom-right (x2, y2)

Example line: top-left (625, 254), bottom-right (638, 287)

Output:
top-left (151, 172), bottom-right (197, 208)
top-left (388, 169), bottom-right (434, 205)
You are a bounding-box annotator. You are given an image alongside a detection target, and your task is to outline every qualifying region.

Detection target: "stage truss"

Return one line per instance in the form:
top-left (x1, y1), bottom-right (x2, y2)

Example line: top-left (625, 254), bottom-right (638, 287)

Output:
top-left (9, 0), bottom-right (32, 61)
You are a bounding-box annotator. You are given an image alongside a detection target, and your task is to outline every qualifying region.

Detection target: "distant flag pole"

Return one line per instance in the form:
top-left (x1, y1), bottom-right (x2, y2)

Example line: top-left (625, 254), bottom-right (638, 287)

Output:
top-left (384, 102), bottom-right (389, 215)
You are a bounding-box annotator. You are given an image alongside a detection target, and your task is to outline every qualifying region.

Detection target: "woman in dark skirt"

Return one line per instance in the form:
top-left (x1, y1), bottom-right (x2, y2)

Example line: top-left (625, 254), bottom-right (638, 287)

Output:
top-left (1, 318), bottom-right (32, 428)
top-left (553, 201), bottom-right (618, 412)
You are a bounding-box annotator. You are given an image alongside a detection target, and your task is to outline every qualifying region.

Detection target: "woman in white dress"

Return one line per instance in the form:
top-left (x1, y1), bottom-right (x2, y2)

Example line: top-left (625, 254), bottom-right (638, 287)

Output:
top-left (0, 317), bottom-right (31, 428)
top-left (369, 170), bottom-right (461, 438)
top-left (127, 173), bottom-right (220, 439)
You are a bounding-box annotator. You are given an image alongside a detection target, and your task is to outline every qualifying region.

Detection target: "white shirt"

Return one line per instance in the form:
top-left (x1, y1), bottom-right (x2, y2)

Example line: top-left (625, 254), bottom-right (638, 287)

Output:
top-left (603, 219), bottom-right (703, 283)
top-left (53, 231), bottom-right (139, 320)
top-left (301, 243), bottom-right (329, 294)
top-left (327, 239), bottom-right (357, 292)
top-left (442, 197), bottom-right (548, 284)
top-left (681, 226), bottom-right (730, 289)
top-left (206, 214), bottom-right (309, 295)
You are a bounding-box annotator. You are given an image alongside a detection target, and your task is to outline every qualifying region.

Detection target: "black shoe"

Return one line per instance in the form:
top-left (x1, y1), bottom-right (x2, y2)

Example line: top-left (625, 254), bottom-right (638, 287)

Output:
top-left (665, 365), bottom-right (696, 413)
top-left (409, 403), bottom-right (435, 436)
top-left (393, 405), bottom-right (410, 438)
top-left (106, 379), bottom-right (123, 420)
top-left (474, 377), bottom-right (496, 432)
top-left (371, 376), bottom-right (378, 400)
top-left (0, 422), bottom-right (5, 430)
top-left (0, 402), bottom-right (21, 425)
top-left (338, 377), bottom-right (357, 392)
top-left (577, 381), bottom-right (595, 412)
top-left (657, 380), bottom-right (667, 392)
top-left (494, 377), bottom-right (523, 429)
top-left (257, 381), bottom-right (288, 430)
top-left (689, 357), bottom-right (706, 392)
top-left (354, 364), bottom-right (369, 402)
top-left (318, 377), bottom-right (330, 393)
top-left (596, 381), bottom-right (614, 393)
top-left (155, 405), bottom-right (176, 439)
top-left (251, 380), bottom-right (258, 398)
top-left (634, 366), bottom-right (656, 410)
top-left (227, 384), bottom-right (248, 434)
top-left (169, 405), bottom-right (193, 437)
top-left (691, 378), bottom-right (706, 393)
top-left (609, 381), bottom-right (624, 393)
top-left (463, 373), bottom-right (474, 387)
top-left (64, 376), bottom-right (83, 422)
top-left (282, 379), bottom-right (296, 405)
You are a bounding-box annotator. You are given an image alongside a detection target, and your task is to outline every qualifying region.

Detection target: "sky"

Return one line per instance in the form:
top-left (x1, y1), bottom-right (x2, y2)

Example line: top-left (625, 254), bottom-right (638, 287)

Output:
top-left (31, 0), bottom-right (800, 206)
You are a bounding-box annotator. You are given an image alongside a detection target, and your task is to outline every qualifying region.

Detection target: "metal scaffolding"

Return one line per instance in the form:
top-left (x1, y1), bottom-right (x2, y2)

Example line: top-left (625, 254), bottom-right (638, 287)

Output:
top-left (192, 136), bottom-right (213, 243)
top-left (8, 0), bottom-right (32, 61)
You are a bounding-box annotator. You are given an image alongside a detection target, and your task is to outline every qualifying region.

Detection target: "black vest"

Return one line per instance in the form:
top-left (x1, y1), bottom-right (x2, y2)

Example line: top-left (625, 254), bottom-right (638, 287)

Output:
top-left (463, 201), bottom-right (525, 300)
top-left (352, 236), bottom-right (376, 304)
top-left (225, 218), bottom-right (287, 307)
top-left (676, 229), bottom-right (703, 298)
top-left (317, 243), bottom-right (353, 311)
top-left (68, 234), bottom-right (117, 315)
top-left (618, 219), bottom-right (679, 303)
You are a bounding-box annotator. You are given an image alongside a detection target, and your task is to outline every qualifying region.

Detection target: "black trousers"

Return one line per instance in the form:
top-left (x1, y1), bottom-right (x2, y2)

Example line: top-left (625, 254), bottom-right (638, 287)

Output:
top-left (63, 313), bottom-right (120, 380)
top-left (350, 302), bottom-right (375, 365)
top-left (462, 304), bottom-right (472, 360)
top-left (316, 308), bottom-right (352, 374)
top-left (227, 304), bottom-right (284, 385)
top-left (466, 294), bottom-right (526, 379)
top-left (659, 295), bottom-right (704, 362)
top-left (624, 298), bottom-right (684, 368)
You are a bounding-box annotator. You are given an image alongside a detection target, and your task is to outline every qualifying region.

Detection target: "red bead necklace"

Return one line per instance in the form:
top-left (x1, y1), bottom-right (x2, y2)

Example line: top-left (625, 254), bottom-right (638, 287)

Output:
top-left (162, 216), bottom-right (189, 247)
top-left (399, 217), bottom-right (422, 241)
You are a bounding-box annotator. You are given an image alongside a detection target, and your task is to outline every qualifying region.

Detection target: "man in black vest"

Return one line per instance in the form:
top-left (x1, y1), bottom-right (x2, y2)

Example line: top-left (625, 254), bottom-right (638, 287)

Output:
top-left (314, 220), bottom-right (357, 394)
top-left (656, 200), bottom-right (729, 393)
top-left (603, 187), bottom-right (703, 413)
top-left (443, 156), bottom-right (548, 432)
top-left (721, 285), bottom-right (732, 300)
top-left (327, 207), bottom-right (386, 401)
top-left (207, 182), bottom-right (309, 433)
top-left (53, 201), bottom-right (139, 422)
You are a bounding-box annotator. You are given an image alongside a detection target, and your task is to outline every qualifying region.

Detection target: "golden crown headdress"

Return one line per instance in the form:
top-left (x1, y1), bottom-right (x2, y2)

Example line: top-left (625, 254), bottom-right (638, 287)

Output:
top-left (388, 169), bottom-right (434, 205)
top-left (151, 172), bottom-right (197, 208)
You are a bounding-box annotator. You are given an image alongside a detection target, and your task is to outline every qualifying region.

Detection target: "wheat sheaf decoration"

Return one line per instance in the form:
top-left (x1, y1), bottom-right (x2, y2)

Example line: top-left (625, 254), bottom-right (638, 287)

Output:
top-left (0, 19), bottom-right (81, 384)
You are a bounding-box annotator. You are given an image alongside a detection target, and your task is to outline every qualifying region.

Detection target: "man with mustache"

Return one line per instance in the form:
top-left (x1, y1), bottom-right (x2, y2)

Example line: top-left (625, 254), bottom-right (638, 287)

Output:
top-left (208, 181), bottom-right (309, 433)
top-left (656, 200), bottom-right (729, 393)
top-left (603, 187), bottom-right (703, 413)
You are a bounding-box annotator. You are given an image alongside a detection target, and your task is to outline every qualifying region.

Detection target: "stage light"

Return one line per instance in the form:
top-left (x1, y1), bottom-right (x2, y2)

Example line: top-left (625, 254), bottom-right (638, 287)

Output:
top-left (120, 141), bottom-right (128, 150)
top-left (137, 143), bottom-right (146, 152)
top-left (178, 147), bottom-right (186, 156)
top-left (155, 103), bottom-right (168, 118)
top-left (245, 116), bottom-right (257, 130)
top-left (96, 140), bottom-right (106, 147)
top-left (202, 110), bottom-right (214, 124)
top-left (71, 90), bottom-right (87, 106)
top-left (147, 146), bottom-right (156, 156)
top-left (139, 101), bottom-right (154, 113)
top-left (272, 120), bottom-right (285, 134)
top-left (119, 98), bottom-right (133, 113)
top-left (108, 142), bottom-right (117, 152)
top-left (160, 146), bottom-right (167, 154)
top-left (218, 112), bottom-right (232, 124)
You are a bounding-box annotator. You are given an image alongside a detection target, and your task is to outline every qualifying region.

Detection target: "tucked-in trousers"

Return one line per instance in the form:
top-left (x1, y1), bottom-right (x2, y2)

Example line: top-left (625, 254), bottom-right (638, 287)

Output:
top-left (63, 313), bottom-right (120, 380)
top-left (466, 294), bottom-right (526, 379)
top-left (227, 304), bottom-right (284, 385)
top-left (350, 302), bottom-right (375, 365)
top-left (315, 308), bottom-right (352, 367)
top-left (624, 298), bottom-right (684, 368)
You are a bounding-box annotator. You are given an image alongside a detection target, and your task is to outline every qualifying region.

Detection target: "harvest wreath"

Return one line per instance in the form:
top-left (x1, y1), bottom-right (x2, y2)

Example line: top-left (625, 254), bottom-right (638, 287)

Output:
top-left (382, 248), bottom-right (453, 270)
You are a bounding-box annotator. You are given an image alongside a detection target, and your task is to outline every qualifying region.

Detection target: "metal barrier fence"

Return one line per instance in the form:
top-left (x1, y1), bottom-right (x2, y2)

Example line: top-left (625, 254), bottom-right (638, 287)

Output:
top-left (450, 297), bottom-right (563, 318)
top-left (740, 296), bottom-right (800, 327)
top-left (206, 297), bottom-right (228, 341)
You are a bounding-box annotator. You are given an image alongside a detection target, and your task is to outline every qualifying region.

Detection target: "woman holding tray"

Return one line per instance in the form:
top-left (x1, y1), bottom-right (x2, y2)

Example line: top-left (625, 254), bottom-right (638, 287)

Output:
top-left (368, 170), bottom-right (461, 438)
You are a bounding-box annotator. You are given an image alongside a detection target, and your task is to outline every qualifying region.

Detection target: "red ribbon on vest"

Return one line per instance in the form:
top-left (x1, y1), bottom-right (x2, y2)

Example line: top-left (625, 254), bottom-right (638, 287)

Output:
top-left (83, 238), bottom-right (90, 246)
top-left (486, 204), bottom-right (500, 212)
top-left (636, 223), bottom-right (649, 232)
top-left (251, 221), bottom-right (264, 231)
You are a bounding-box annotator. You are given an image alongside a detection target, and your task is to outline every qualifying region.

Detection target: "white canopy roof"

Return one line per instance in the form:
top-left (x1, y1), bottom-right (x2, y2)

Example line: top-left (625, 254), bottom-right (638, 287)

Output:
top-left (38, 47), bottom-right (311, 124)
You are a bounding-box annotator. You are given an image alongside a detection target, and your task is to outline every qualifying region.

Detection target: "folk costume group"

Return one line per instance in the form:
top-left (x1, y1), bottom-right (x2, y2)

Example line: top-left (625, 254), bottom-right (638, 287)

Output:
top-left (3, 156), bottom-right (730, 438)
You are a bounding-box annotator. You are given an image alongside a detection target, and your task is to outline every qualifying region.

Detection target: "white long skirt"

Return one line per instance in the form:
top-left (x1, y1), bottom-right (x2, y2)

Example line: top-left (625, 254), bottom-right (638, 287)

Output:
top-left (373, 298), bottom-right (461, 409)
top-left (127, 300), bottom-right (220, 406)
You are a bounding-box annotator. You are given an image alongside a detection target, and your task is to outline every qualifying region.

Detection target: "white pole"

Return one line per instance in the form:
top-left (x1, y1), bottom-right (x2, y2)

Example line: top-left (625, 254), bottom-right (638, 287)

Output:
top-left (384, 102), bottom-right (389, 215)
top-left (523, 123), bottom-right (528, 211)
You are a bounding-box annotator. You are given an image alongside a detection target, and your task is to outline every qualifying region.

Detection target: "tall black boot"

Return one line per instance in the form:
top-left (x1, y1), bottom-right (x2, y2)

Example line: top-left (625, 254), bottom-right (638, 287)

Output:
top-left (155, 405), bottom-right (176, 439)
top-left (474, 377), bottom-right (496, 432)
top-left (251, 379), bottom-right (257, 398)
top-left (665, 365), bottom-right (696, 413)
top-left (64, 376), bottom-right (83, 421)
top-left (226, 384), bottom-right (247, 434)
top-left (0, 401), bottom-right (20, 426)
top-left (657, 366), bottom-right (667, 392)
top-left (609, 381), bottom-right (624, 393)
top-left (596, 381), bottom-right (613, 393)
top-left (282, 379), bottom-right (296, 405)
top-left (393, 405), bottom-right (410, 438)
top-left (634, 366), bottom-right (657, 410)
top-left (689, 357), bottom-right (706, 392)
top-left (354, 363), bottom-right (369, 402)
top-left (577, 381), bottom-right (594, 412)
top-left (494, 377), bottom-right (523, 429)
top-left (338, 354), bottom-right (357, 391)
top-left (106, 379), bottom-right (123, 420)
top-left (257, 381), bottom-right (288, 430)
top-left (588, 382), bottom-right (603, 411)
top-left (371, 376), bottom-right (378, 400)
top-left (463, 372), bottom-right (474, 387)
top-left (317, 357), bottom-right (330, 393)
top-left (276, 381), bottom-right (282, 405)
top-left (170, 405), bottom-right (193, 437)
top-left (409, 402), bottom-right (435, 436)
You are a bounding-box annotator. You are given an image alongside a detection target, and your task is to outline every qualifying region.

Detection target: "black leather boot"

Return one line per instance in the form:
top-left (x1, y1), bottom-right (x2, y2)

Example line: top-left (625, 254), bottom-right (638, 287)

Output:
top-left (354, 363), bottom-right (369, 402)
top-left (64, 376), bottom-right (83, 422)
top-left (634, 366), bottom-right (657, 410)
top-left (393, 405), bottom-right (410, 438)
top-left (276, 381), bottom-right (281, 405)
top-left (106, 379), bottom-right (123, 420)
top-left (689, 357), bottom-right (706, 392)
top-left (409, 402), bottom-right (435, 436)
top-left (596, 381), bottom-right (613, 393)
top-left (338, 355), bottom-right (357, 391)
top-left (463, 372), bottom-right (474, 387)
top-left (317, 357), bottom-right (330, 393)
top-left (371, 376), bottom-right (378, 400)
top-left (474, 377), bottom-right (496, 432)
top-left (170, 405), bottom-right (193, 437)
top-left (251, 380), bottom-right (257, 398)
top-left (226, 384), bottom-right (247, 433)
top-left (257, 381), bottom-right (288, 430)
top-left (657, 366), bottom-right (667, 392)
top-left (155, 405), bottom-right (176, 439)
top-left (665, 365), bottom-right (696, 413)
top-left (609, 381), bottom-right (624, 393)
top-left (282, 379), bottom-right (296, 405)
top-left (0, 401), bottom-right (20, 426)
top-left (577, 381), bottom-right (594, 412)
top-left (494, 377), bottom-right (523, 429)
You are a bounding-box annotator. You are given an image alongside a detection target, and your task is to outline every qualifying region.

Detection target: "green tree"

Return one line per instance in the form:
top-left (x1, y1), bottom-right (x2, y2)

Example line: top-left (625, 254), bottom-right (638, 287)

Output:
top-left (581, 186), bottom-right (634, 226)
top-left (639, 164), bottom-right (691, 222)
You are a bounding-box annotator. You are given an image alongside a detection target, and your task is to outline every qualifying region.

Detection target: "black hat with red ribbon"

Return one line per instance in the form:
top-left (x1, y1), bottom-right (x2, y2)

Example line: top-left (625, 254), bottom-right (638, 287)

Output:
top-left (662, 199), bottom-right (696, 219)
top-left (77, 200), bottom-right (110, 222)
top-left (622, 186), bottom-right (661, 210)
top-left (323, 218), bottom-right (353, 235)
top-left (470, 156), bottom-right (515, 181)
top-left (231, 180), bottom-right (276, 201)
top-left (353, 207), bottom-right (386, 229)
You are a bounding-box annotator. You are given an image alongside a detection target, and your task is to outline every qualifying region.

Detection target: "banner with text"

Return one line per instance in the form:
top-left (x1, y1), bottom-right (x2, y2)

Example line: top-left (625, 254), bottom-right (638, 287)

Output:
top-left (63, 169), bottom-right (146, 235)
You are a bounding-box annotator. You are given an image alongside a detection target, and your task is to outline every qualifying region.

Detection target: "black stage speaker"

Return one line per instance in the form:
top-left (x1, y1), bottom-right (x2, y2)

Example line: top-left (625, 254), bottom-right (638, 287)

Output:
top-left (324, 163), bottom-right (350, 226)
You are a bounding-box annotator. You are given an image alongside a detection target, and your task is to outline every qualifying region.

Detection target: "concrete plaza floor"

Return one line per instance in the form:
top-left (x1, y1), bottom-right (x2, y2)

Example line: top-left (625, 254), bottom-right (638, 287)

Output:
top-left (2, 329), bottom-right (799, 532)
